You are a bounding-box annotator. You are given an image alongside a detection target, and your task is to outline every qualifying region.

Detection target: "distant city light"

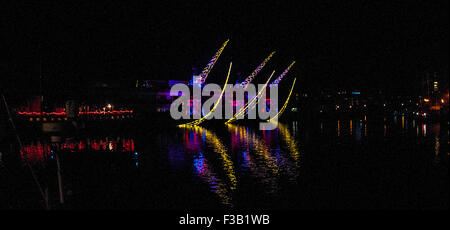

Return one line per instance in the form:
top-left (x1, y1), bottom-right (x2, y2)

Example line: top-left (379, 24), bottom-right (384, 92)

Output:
top-left (433, 81), bottom-right (439, 92)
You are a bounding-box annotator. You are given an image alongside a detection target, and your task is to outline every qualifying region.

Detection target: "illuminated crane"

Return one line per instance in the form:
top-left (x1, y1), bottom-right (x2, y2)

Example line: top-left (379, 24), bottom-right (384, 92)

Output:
top-left (199, 39), bottom-right (230, 84)
top-left (270, 61), bottom-right (295, 86)
top-left (226, 60), bottom-right (295, 124)
top-left (239, 51), bottom-right (276, 89)
top-left (179, 62), bottom-right (233, 127)
top-left (225, 71), bottom-right (275, 124)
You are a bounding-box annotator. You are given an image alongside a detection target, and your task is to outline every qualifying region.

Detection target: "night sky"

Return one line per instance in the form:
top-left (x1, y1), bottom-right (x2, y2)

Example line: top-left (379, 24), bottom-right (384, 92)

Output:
top-left (2, 1), bottom-right (448, 94)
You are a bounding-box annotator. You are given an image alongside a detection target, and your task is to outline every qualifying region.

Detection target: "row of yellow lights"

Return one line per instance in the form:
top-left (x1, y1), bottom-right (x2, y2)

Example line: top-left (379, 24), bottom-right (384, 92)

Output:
top-left (29, 117), bottom-right (68, 122)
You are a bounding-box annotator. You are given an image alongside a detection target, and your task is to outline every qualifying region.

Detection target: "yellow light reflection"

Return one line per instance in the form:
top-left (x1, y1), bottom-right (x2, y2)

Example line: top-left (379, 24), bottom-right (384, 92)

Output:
top-left (183, 125), bottom-right (237, 191)
top-left (277, 122), bottom-right (300, 166)
top-left (364, 123), bottom-right (367, 136)
top-left (337, 120), bottom-right (340, 136)
top-left (401, 116), bottom-right (405, 129)
top-left (227, 124), bottom-right (279, 176)
top-left (350, 120), bottom-right (353, 135)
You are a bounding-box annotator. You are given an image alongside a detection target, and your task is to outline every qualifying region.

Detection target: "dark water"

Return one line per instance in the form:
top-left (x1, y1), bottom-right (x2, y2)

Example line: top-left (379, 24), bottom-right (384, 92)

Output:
top-left (2, 113), bottom-right (448, 209)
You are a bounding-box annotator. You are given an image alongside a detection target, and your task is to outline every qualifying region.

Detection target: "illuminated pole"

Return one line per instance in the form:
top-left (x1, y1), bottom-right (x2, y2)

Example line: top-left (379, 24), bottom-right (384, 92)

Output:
top-left (199, 39), bottom-right (230, 84)
top-left (239, 51), bottom-right (276, 89)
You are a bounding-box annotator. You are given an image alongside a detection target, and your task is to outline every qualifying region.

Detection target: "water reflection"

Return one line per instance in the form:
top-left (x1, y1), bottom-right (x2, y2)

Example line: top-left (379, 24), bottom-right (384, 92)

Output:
top-left (331, 114), bottom-right (436, 139)
top-left (356, 120), bottom-right (362, 141)
top-left (181, 126), bottom-right (237, 206)
top-left (350, 120), bottom-right (353, 135)
top-left (433, 124), bottom-right (440, 164)
top-left (364, 121), bottom-right (367, 137)
top-left (8, 110), bottom-right (446, 209)
top-left (337, 120), bottom-right (340, 136)
top-left (401, 115), bottom-right (405, 129)
top-left (277, 122), bottom-right (300, 167)
top-left (233, 123), bottom-right (300, 176)
top-left (20, 137), bottom-right (135, 164)
top-left (292, 121), bottom-right (298, 136)
top-left (192, 151), bottom-right (233, 206)
top-left (177, 122), bottom-right (302, 206)
top-left (422, 124), bottom-right (427, 136)
top-left (227, 124), bottom-right (280, 193)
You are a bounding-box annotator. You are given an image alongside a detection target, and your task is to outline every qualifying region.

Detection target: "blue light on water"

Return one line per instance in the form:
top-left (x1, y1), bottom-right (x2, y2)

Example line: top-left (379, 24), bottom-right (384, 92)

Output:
top-left (189, 132), bottom-right (195, 142)
top-left (193, 153), bottom-right (206, 174)
top-left (242, 151), bottom-right (249, 167)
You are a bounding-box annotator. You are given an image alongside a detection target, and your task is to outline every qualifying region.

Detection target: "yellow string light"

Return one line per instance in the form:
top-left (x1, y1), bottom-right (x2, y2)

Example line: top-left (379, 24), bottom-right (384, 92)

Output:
top-left (267, 78), bottom-right (296, 122)
top-left (179, 62), bottom-right (232, 127)
top-left (225, 70), bottom-right (275, 124)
